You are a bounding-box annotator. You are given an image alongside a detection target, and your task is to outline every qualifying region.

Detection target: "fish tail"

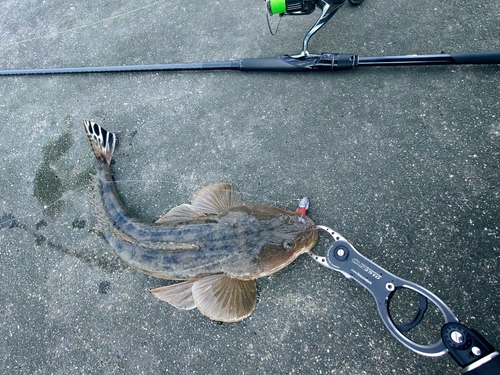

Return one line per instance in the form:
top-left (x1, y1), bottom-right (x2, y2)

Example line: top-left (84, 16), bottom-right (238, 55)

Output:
top-left (82, 119), bottom-right (116, 165)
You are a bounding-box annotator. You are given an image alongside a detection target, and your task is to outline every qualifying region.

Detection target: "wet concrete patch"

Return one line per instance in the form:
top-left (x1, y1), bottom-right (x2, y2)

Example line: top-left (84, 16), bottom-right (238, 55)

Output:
top-left (98, 280), bottom-right (111, 294)
top-left (42, 129), bottom-right (73, 164)
top-left (0, 212), bottom-right (17, 229)
top-left (33, 163), bottom-right (64, 214)
top-left (72, 218), bottom-right (86, 229)
top-left (33, 130), bottom-right (73, 215)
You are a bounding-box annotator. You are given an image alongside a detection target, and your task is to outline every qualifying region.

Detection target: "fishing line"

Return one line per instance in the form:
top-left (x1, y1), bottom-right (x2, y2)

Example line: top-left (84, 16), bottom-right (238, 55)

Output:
top-left (0, 179), bottom-right (302, 228)
top-left (266, 11), bottom-right (282, 36)
top-left (3, 0), bottom-right (167, 47)
top-left (0, 185), bottom-right (88, 227)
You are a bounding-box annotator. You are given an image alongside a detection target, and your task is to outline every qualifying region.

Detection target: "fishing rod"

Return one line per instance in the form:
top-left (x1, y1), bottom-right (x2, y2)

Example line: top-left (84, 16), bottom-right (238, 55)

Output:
top-left (1, 0), bottom-right (498, 76)
top-left (1, 51), bottom-right (499, 76)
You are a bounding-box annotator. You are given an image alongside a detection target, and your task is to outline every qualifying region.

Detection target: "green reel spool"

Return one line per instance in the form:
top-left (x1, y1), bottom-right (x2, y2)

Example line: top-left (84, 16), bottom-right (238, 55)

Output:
top-left (266, 0), bottom-right (316, 15)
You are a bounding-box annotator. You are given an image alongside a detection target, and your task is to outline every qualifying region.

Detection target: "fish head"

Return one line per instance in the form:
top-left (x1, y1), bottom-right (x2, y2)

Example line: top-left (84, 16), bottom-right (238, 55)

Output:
top-left (249, 205), bottom-right (318, 278)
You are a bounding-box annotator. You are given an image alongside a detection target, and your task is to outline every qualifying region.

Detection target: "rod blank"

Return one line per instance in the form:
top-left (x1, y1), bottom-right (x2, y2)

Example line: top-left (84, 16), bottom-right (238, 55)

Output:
top-left (0, 51), bottom-right (498, 76)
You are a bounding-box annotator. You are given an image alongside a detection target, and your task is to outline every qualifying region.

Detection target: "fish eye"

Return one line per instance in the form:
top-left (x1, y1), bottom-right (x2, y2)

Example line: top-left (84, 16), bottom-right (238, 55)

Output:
top-left (282, 240), bottom-right (295, 250)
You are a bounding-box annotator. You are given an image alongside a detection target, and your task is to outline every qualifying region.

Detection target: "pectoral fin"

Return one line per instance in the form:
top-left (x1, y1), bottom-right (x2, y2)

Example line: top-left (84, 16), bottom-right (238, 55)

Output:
top-left (190, 183), bottom-right (245, 215)
top-left (150, 280), bottom-right (197, 310)
top-left (192, 275), bottom-right (256, 322)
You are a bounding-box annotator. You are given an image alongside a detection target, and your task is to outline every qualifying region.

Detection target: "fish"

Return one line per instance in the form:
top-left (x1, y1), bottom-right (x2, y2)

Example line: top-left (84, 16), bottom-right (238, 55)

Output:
top-left (83, 119), bottom-right (318, 322)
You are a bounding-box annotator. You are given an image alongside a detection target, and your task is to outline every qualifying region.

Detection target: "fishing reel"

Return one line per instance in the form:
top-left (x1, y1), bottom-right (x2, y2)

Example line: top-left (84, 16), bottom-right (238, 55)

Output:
top-left (266, 0), bottom-right (365, 57)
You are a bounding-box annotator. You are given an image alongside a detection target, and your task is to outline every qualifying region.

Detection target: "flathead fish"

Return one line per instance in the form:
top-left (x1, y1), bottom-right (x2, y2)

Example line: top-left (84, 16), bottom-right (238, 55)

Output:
top-left (83, 120), bottom-right (318, 322)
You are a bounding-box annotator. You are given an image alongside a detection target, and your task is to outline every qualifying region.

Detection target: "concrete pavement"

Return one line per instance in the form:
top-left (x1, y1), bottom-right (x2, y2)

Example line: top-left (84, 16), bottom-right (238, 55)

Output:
top-left (0, 0), bottom-right (499, 373)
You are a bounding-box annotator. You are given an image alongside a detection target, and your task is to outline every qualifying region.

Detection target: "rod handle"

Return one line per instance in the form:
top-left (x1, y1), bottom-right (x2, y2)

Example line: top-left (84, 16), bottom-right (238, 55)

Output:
top-left (449, 51), bottom-right (500, 65)
top-left (462, 352), bottom-right (500, 374)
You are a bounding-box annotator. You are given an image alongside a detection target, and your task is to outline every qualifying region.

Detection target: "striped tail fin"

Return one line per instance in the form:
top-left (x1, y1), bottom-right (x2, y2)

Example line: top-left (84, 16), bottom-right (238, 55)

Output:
top-left (83, 119), bottom-right (116, 165)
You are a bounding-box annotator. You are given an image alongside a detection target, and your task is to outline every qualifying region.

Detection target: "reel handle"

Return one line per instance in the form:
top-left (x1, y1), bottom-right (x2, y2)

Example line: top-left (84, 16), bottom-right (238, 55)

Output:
top-left (266, 0), bottom-right (349, 57)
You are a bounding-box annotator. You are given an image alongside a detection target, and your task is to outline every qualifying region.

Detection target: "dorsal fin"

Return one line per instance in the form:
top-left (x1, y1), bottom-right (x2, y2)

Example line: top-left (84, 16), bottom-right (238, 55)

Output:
top-left (190, 183), bottom-right (244, 215)
top-left (156, 204), bottom-right (206, 223)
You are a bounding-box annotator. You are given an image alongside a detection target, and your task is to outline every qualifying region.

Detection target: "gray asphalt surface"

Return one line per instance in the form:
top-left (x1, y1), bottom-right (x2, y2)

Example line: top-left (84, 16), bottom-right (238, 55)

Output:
top-left (0, 0), bottom-right (499, 374)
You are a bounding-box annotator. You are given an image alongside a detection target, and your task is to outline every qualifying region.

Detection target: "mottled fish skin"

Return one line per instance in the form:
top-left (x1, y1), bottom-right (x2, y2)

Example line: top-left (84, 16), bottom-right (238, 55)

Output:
top-left (92, 165), bottom-right (317, 280)
top-left (83, 120), bottom-right (318, 321)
